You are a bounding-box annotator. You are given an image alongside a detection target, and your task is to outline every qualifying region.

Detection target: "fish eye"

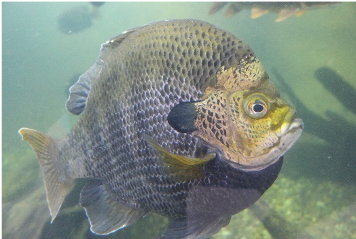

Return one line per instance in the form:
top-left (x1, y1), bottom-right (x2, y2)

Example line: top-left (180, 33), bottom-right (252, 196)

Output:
top-left (244, 95), bottom-right (269, 119)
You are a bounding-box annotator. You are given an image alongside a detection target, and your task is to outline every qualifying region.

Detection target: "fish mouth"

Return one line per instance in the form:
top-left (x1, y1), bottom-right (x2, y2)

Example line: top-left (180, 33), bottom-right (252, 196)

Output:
top-left (275, 109), bottom-right (304, 137)
top-left (227, 110), bottom-right (304, 172)
top-left (286, 118), bottom-right (304, 134)
top-left (229, 118), bottom-right (303, 172)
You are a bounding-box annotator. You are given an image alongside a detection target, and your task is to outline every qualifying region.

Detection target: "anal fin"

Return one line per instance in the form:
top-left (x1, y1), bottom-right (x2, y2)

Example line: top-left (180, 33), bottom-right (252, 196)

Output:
top-left (80, 181), bottom-right (148, 235)
top-left (160, 215), bottom-right (231, 239)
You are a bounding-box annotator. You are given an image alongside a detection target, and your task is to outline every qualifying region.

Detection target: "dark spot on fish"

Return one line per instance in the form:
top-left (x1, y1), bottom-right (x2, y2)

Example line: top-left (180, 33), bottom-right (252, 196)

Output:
top-left (193, 49), bottom-right (198, 56)
top-left (203, 120), bottom-right (207, 129)
top-left (197, 39), bottom-right (202, 47)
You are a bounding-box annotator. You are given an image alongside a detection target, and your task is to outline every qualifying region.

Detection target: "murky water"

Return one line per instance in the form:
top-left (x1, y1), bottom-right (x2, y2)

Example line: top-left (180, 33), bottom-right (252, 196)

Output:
top-left (3, 2), bottom-right (356, 239)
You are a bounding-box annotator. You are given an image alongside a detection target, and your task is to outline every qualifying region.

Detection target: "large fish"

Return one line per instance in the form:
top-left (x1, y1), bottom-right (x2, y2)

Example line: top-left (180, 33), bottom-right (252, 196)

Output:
top-left (19, 19), bottom-right (303, 238)
top-left (209, 2), bottom-right (340, 22)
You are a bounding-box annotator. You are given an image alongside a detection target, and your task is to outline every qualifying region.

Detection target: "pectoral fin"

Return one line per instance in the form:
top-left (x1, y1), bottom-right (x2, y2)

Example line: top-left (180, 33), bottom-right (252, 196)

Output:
top-left (143, 135), bottom-right (215, 180)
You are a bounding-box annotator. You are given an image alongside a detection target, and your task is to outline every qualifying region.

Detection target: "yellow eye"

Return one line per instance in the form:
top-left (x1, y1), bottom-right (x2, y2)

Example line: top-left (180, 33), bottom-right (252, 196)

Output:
top-left (244, 95), bottom-right (269, 119)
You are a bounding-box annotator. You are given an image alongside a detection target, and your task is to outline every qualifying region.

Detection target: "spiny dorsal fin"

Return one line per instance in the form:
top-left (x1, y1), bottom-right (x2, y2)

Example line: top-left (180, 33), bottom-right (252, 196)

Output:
top-left (65, 25), bottom-right (145, 115)
top-left (143, 134), bottom-right (215, 180)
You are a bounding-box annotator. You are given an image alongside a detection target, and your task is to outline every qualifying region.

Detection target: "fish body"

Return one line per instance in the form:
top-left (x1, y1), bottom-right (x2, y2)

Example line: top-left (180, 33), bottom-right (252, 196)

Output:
top-left (209, 2), bottom-right (340, 22)
top-left (19, 19), bottom-right (303, 238)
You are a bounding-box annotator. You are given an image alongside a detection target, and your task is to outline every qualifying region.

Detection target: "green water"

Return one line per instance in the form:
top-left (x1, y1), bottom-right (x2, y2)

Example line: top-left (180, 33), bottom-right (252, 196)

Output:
top-left (2, 2), bottom-right (356, 239)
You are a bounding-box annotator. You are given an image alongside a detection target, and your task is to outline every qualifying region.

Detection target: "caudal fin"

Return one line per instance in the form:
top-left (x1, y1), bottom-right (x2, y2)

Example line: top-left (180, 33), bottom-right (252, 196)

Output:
top-left (18, 128), bottom-right (73, 222)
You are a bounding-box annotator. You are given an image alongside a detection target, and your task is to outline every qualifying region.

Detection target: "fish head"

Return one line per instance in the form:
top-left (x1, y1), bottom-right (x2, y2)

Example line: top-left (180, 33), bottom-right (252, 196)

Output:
top-left (192, 63), bottom-right (303, 171)
top-left (222, 79), bottom-right (303, 170)
top-left (168, 58), bottom-right (303, 171)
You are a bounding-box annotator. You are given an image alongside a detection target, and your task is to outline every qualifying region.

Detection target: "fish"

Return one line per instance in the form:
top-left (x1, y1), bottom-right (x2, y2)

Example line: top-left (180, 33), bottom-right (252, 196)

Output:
top-left (19, 19), bottom-right (303, 238)
top-left (209, 2), bottom-right (340, 22)
top-left (58, 2), bottom-right (105, 34)
top-left (58, 6), bottom-right (93, 34)
top-left (90, 2), bottom-right (105, 8)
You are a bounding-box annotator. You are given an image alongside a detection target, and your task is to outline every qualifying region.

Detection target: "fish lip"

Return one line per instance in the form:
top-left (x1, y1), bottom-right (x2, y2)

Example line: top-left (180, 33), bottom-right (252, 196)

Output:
top-left (288, 118), bottom-right (304, 132)
top-left (275, 109), bottom-right (303, 137)
top-left (225, 117), bottom-right (304, 172)
top-left (280, 117), bottom-right (304, 136)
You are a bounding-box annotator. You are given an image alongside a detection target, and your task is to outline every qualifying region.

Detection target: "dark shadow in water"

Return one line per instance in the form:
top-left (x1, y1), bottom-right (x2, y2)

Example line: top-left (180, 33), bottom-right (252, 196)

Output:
top-left (250, 199), bottom-right (313, 239)
top-left (314, 67), bottom-right (356, 115)
top-left (272, 67), bottom-right (356, 184)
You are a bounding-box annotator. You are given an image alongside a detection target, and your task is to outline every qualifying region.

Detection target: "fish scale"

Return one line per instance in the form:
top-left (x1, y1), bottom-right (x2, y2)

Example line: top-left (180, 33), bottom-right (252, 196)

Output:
top-left (19, 19), bottom-right (303, 238)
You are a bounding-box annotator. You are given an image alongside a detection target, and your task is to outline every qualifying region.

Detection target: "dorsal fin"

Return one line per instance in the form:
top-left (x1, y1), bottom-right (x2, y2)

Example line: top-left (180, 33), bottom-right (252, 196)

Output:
top-left (65, 25), bottom-right (145, 115)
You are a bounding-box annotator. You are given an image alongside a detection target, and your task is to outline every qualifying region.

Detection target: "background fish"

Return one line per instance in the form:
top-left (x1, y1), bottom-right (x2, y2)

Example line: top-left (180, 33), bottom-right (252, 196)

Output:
top-left (209, 2), bottom-right (340, 22)
top-left (19, 19), bottom-right (303, 238)
top-left (58, 2), bottom-right (105, 34)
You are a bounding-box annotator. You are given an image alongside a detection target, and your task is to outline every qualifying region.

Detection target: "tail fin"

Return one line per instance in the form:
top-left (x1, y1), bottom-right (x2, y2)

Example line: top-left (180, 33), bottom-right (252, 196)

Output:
top-left (18, 128), bottom-right (73, 222)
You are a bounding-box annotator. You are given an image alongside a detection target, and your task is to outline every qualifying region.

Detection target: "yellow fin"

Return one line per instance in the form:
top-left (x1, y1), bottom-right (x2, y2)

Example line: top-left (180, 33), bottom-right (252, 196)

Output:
top-left (143, 134), bottom-right (215, 180)
top-left (275, 8), bottom-right (300, 22)
top-left (295, 9), bottom-right (306, 17)
top-left (251, 8), bottom-right (269, 19)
